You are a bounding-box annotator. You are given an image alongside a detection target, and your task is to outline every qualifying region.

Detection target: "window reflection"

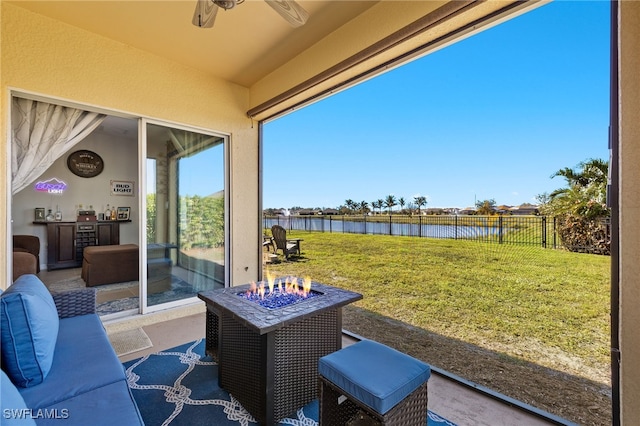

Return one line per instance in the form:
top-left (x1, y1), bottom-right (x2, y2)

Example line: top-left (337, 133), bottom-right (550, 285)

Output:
top-left (146, 123), bottom-right (226, 307)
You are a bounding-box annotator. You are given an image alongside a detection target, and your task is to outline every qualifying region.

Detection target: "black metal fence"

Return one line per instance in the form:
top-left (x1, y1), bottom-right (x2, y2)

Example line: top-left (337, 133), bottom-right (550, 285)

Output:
top-left (264, 214), bottom-right (575, 249)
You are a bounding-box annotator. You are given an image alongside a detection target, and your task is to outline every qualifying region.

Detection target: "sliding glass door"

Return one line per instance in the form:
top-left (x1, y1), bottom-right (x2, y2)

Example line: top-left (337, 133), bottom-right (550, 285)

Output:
top-left (144, 122), bottom-right (227, 310)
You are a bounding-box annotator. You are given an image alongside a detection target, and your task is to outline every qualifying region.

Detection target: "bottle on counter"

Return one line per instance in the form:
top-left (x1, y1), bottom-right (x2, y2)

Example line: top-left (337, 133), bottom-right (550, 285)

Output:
top-left (111, 208), bottom-right (117, 221)
top-left (105, 204), bottom-right (111, 221)
top-left (54, 205), bottom-right (62, 221)
top-left (45, 209), bottom-right (54, 221)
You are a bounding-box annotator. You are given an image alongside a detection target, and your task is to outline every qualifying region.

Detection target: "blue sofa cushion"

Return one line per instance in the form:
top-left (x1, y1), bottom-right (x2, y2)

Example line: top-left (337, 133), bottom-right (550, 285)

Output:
top-left (318, 340), bottom-right (431, 415)
top-left (0, 275), bottom-right (59, 388)
top-left (34, 381), bottom-right (144, 426)
top-left (1, 370), bottom-right (37, 425)
top-left (19, 314), bottom-right (126, 410)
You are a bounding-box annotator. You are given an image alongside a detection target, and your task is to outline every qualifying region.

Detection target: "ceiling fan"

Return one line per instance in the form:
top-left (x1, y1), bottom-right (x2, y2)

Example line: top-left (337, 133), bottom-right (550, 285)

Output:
top-left (192, 0), bottom-right (309, 29)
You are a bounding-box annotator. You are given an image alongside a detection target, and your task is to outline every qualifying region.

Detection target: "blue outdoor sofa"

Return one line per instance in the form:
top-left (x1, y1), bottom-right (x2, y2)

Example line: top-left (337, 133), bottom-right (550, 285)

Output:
top-left (0, 274), bottom-right (144, 425)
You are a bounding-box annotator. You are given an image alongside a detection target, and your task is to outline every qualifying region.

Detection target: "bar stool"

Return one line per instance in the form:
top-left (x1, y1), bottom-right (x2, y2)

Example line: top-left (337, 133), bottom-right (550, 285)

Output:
top-left (318, 340), bottom-right (431, 425)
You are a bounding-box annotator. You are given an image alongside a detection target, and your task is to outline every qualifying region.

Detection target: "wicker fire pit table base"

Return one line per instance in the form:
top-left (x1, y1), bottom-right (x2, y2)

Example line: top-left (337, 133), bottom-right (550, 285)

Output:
top-left (198, 280), bottom-right (362, 426)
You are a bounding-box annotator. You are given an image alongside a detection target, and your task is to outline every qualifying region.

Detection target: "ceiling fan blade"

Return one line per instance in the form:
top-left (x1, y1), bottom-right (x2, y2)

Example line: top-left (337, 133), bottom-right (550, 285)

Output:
top-left (264, 0), bottom-right (309, 28)
top-left (192, 0), bottom-right (219, 28)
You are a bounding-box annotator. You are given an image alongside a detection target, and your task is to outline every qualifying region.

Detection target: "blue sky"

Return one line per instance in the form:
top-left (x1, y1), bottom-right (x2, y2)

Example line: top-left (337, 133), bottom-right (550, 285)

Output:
top-left (263, 1), bottom-right (610, 210)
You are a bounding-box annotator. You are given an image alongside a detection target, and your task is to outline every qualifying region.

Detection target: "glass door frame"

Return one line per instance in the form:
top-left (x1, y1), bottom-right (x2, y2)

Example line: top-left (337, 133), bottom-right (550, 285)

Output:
top-left (139, 118), bottom-right (230, 314)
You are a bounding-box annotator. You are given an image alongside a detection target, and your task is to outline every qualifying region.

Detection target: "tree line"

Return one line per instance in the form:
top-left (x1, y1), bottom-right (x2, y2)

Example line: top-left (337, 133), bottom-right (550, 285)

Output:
top-left (341, 195), bottom-right (429, 215)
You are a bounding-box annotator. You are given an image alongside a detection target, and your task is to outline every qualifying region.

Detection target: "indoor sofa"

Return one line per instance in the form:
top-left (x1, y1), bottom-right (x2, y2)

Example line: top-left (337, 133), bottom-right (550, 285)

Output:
top-left (0, 274), bottom-right (144, 425)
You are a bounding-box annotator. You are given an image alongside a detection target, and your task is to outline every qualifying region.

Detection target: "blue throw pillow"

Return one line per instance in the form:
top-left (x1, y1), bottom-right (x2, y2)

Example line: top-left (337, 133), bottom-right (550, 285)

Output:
top-left (0, 274), bottom-right (59, 387)
top-left (0, 370), bottom-right (37, 425)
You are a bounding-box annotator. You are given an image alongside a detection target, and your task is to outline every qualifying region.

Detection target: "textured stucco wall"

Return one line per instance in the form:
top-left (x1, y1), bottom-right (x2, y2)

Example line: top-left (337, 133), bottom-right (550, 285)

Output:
top-left (1, 3), bottom-right (259, 289)
top-left (619, 2), bottom-right (640, 423)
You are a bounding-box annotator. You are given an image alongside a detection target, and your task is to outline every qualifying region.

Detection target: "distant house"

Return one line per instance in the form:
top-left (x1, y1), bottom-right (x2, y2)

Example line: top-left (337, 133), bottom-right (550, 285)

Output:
top-left (321, 208), bottom-right (340, 215)
top-left (297, 208), bottom-right (321, 215)
top-left (458, 207), bottom-right (477, 215)
top-left (496, 205), bottom-right (512, 215)
top-left (425, 208), bottom-right (445, 215)
top-left (510, 204), bottom-right (540, 215)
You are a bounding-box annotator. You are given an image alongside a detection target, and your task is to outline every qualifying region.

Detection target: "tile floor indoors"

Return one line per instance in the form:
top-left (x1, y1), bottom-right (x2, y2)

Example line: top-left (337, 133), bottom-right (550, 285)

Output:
top-left (37, 268), bottom-right (562, 426)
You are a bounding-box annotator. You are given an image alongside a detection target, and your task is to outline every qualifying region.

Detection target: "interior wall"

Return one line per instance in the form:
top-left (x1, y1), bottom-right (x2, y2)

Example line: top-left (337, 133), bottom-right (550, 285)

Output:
top-left (619, 2), bottom-right (640, 423)
top-left (12, 126), bottom-right (140, 270)
top-left (1, 3), bottom-right (260, 289)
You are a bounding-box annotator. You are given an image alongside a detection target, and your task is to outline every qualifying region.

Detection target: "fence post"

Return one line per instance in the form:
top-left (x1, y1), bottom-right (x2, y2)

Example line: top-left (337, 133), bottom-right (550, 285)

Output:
top-left (389, 215), bottom-right (392, 235)
top-left (455, 215), bottom-right (458, 240)
top-left (541, 216), bottom-right (547, 248)
top-left (553, 216), bottom-right (557, 249)
top-left (364, 214), bottom-right (367, 234)
top-left (499, 215), bottom-right (503, 244)
top-left (419, 215), bottom-right (422, 238)
top-left (329, 216), bottom-right (332, 233)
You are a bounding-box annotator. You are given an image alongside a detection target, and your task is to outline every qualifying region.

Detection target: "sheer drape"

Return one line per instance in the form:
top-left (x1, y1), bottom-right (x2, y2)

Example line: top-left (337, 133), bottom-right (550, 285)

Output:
top-left (11, 97), bottom-right (107, 194)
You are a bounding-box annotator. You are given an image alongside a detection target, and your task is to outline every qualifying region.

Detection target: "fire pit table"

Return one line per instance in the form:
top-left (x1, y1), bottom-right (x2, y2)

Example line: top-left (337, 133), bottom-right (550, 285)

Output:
top-left (198, 278), bottom-right (362, 425)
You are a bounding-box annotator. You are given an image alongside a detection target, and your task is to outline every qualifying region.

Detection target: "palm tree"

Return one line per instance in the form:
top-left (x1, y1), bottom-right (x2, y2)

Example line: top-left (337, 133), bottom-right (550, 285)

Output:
top-left (551, 158), bottom-right (608, 189)
top-left (377, 199), bottom-right (384, 215)
top-left (370, 200), bottom-right (379, 214)
top-left (398, 197), bottom-right (405, 214)
top-left (546, 158), bottom-right (609, 219)
top-left (413, 196), bottom-right (427, 215)
top-left (384, 195), bottom-right (397, 214)
top-left (358, 201), bottom-right (369, 215)
top-left (344, 199), bottom-right (356, 214)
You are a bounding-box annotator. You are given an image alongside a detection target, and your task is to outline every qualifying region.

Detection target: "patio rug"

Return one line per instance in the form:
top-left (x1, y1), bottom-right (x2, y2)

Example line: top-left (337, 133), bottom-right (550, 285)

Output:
top-left (123, 339), bottom-right (457, 426)
top-left (108, 327), bottom-right (153, 357)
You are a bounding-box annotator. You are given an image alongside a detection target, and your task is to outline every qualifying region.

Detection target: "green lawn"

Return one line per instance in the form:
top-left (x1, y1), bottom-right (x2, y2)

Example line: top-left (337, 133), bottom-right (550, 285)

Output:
top-left (264, 231), bottom-right (611, 373)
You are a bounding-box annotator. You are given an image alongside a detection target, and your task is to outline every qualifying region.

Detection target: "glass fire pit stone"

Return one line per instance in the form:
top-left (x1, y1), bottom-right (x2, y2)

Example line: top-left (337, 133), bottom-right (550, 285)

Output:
top-left (238, 279), bottom-right (322, 310)
top-left (199, 279), bottom-right (362, 336)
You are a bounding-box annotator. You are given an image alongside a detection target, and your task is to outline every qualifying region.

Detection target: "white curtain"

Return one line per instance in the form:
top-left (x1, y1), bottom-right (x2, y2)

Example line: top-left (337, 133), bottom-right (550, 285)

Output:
top-left (11, 97), bottom-right (107, 194)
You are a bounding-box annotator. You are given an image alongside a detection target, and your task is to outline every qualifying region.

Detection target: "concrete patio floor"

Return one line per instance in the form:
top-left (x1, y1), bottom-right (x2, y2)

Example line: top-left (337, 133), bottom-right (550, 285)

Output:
top-left (110, 310), bottom-right (564, 426)
top-left (38, 267), bottom-right (569, 425)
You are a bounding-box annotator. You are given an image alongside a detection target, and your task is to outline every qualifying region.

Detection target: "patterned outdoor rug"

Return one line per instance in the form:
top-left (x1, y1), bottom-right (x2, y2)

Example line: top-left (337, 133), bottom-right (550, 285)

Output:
top-left (123, 340), bottom-right (457, 426)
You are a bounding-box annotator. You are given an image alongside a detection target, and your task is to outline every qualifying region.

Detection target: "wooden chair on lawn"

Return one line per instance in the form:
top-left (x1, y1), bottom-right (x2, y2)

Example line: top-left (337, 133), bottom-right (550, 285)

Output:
top-left (271, 225), bottom-right (301, 260)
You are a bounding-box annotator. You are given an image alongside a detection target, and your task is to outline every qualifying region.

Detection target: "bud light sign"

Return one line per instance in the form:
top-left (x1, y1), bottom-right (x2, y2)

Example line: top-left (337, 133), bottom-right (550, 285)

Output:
top-left (35, 178), bottom-right (67, 194)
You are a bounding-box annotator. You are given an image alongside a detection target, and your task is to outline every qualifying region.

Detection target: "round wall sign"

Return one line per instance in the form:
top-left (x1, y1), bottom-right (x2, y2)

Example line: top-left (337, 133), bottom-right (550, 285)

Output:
top-left (67, 150), bottom-right (104, 178)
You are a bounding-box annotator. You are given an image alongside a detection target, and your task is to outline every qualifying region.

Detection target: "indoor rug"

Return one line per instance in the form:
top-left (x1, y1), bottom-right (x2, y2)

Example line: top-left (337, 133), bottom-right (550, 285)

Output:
top-left (96, 276), bottom-right (199, 315)
top-left (123, 339), bottom-right (457, 426)
top-left (46, 275), bottom-right (198, 316)
top-left (109, 327), bottom-right (153, 357)
top-left (47, 275), bottom-right (138, 294)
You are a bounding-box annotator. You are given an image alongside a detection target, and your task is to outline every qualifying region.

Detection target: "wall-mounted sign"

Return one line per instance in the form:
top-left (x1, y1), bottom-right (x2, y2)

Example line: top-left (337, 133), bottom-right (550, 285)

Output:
top-left (67, 150), bottom-right (104, 178)
top-left (110, 180), bottom-right (134, 196)
top-left (34, 178), bottom-right (67, 194)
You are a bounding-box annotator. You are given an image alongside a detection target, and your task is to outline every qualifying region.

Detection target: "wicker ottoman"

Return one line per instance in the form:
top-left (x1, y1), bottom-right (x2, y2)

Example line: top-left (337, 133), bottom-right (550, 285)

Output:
top-left (318, 340), bottom-right (430, 426)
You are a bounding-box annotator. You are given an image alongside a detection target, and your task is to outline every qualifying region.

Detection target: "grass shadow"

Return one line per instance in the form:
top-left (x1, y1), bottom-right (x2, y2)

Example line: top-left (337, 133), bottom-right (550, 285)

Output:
top-left (342, 305), bottom-right (611, 426)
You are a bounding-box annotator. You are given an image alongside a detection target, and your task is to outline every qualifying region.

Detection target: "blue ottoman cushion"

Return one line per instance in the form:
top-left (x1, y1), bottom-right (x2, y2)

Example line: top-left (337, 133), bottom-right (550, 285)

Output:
top-left (318, 340), bottom-right (430, 415)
